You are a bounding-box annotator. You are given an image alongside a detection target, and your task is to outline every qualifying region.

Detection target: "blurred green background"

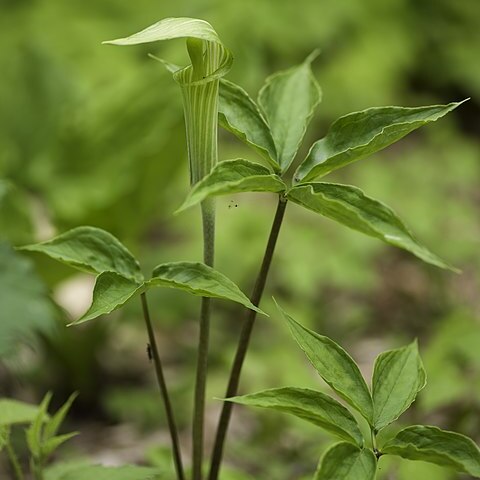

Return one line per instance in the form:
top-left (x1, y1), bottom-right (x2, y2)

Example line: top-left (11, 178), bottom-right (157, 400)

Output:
top-left (0, 0), bottom-right (479, 478)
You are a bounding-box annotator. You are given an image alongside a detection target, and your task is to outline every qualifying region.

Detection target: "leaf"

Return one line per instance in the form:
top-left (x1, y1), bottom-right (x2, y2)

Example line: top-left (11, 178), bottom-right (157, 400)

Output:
top-left (314, 442), bottom-right (377, 480)
top-left (0, 399), bottom-right (41, 426)
top-left (46, 464), bottom-right (163, 480)
top-left (177, 159), bottom-right (286, 212)
top-left (104, 17), bottom-right (232, 84)
top-left (382, 425), bottom-right (480, 477)
top-left (227, 387), bottom-right (363, 446)
top-left (372, 341), bottom-right (426, 430)
top-left (219, 79), bottom-right (279, 170)
top-left (147, 262), bottom-right (266, 315)
top-left (277, 302), bottom-right (373, 423)
top-left (26, 392), bottom-right (52, 458)
top-left (0, 425), bottom-right (9, 453)
top-left (295, 100), bottom-right (466, 182)
top-left (42, 432), bottom-right (79, 458)
top-left (44, 392), bottom-right (78, 439)
top-left (20, 227), bottom-right (143, 282)
top-left (71, 272), bottom-right (144, 325)
top-left (0, 243), bottom-right (56, 358)
top-left (258, 51), bottom-right (322, 171)
top-left (287, 183), bottom-right (455, 270)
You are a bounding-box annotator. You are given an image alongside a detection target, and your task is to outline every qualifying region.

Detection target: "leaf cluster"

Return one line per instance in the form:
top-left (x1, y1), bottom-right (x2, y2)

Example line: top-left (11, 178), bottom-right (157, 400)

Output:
top-left (228, 304), bottom-right (480, 479)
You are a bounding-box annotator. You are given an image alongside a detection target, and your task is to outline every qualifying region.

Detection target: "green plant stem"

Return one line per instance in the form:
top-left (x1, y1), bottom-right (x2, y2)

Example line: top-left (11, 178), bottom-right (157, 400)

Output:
top-left (193, 201), bottom-right (215, 480)
top-left (30, 458), bottom-right (43, 480)
top-left (6, 441), bottom-right (24, 480)
top-left (208, 196), bottom-right (288, 480)
top-left (140, 292), bottom-right (185, 480)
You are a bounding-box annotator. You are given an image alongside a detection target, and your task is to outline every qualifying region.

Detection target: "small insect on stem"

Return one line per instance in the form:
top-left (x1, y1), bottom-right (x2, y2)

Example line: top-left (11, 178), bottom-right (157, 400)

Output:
top-left (147, 343), bottom-right (153, 362)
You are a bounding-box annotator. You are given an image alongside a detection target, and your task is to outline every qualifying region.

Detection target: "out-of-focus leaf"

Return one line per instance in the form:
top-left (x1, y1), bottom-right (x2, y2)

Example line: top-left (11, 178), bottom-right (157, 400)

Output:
top-left (295, 101), bottom-right (466, 182)
top-left (219, 79), bottom-right (278, 170)
top-left (287, 183), bottom-right (455, 270)
top-left (258, 52), bottom-right (321, 171)
top-left (0, 180), bottom-right (33, 244)
top-left (277, 302), bottom-right (373, 423)
top-left (46, 464), bottom-right (163, 480)
top-left (383, 425), bottom-right (480, 477)
top-left (148, 262), bottom-right (266, 315)
top-left (0, 399), bottom-right (41, 426)
top-left (0, 243), bottom-right (56, 358)
top-left (314, 443), bottom-right (377, 480)
top-left (72, 273), bottom-right (143, 325)
top-left (372, 341), bottom-right (426, 430)
top-left (42, 432), bottom-right (79, 457)
top-left (0, 425), bottom-right (9, 453)
top-left (177, 159), bottom-right (286, 212)
top-left (227, 387), bottom-right (363, 446)
top-left (44, 392), bottom-right (78, 439)
top-left (20, 227), bottom-right (143, 282)
top-left (26, 392), bottom-right (52, 458)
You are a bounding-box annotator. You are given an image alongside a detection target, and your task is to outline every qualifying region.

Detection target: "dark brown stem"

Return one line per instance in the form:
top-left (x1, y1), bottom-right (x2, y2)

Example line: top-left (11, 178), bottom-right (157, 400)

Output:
top-left (208, 196), bottom-right (288, 480)
top-left (141, 292), bottom-right (185, 480)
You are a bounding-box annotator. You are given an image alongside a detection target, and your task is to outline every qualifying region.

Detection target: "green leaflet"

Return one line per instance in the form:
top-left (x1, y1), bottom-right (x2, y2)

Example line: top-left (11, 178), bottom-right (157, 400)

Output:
top-left (277, 303), bottom-right (373, 423)
top-left (287, 183), bottom-right (455, 271)
top-left (0, 399), bottom-right (42, 426)
top-left (372, 341), bottom-right (426, 430)
top-left (104, 17), bottom-right (232, 185)
top-left (72, 273), bottom-right (144, 325)
top-left (314, 443), bottom-right (377, 480)
top-left (148, 262), bottom-right (266, 315)
top-left (26, 392), bottom-right (52, 458)
top-left (177, 159), bottom-right (286, 212)
top-left (295, 100), bottom-right (466, 182)
top-left (19, 226), bottom-right (143, 282)
top-left (382, 425), bottom-right (480, 477)
top-left (227, 387), bottom-right (363, 446)
top-left (258, 51), bottom-right (322, 172)
top-left (219, 79), bottom-right (279, 170)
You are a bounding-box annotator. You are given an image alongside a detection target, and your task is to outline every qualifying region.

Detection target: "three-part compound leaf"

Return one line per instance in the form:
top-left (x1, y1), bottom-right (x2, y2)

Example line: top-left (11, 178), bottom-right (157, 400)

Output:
top-left (315, 443), bottom-right (377, 480)
top-left (295, 101), bottom-right (466, 182)
top-left (258, 52), bottom-right (322, 172)
top-left (277, 303), bottom-right (373, 423)
top-left (148, 262), bottom-right (265, 315)
top-left (177, 159), bottom-right (286, 212)
top-left (372, 341), bottom-right (426, 430)
top-left (20, 227), bottom-right (143, 282)
top-left (219, 80), bottom-right (279, 170)
top-left (383, 425), bottom-right (480, 477)
top-left (227, 387), bottom-right (363, 446)
top-left (287, 183), bottom-right (454, 270)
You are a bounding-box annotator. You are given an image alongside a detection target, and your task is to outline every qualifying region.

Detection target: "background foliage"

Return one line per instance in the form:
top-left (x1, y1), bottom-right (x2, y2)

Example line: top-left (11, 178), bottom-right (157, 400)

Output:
top-left (0, 0), bottom-right (479, 478)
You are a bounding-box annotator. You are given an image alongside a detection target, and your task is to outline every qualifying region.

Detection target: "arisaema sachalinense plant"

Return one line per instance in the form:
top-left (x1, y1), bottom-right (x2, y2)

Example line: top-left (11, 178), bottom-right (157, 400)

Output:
top-left (227, 303), bottom-right (480, 479)
top-left (19, 226), bottom-right (265, 480)
top-left (103, 19), bottom-right (233, 480)
top-left (175, 52), bottom-right (467, 480)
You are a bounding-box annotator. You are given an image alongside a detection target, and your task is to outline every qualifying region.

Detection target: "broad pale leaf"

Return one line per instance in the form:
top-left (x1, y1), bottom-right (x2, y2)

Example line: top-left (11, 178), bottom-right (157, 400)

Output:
top-left (372, 341), bottom-right (426, 430)
top-left (227, 387), bottom-right (363, 446)
top-left (258, 52), bottom-right (322, 171)
top-left (46, 464), bottom-right (163, 480)
top-left (0, 399), bottom-right (41, 426)
top-left (287, 183), bottom-right (454, 270)
top-left (177, 159), bottom-right (286, 212)
top-left (296, 100), bottom-right (466, 182)
top-left (219, 79), bottom-right (279, 170)
top-left (314, 443), bottom-right (377, 480)
top-left (148, 262), bottom-right (265, 315)
top-left (72, 273), bottom-right (143, 325)
top-left (20, 227), bottom-right (143, 282)
top-left (277, 303), bottom-right (373, 423)
top-left (383, 425), bottom-right (480, 477)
